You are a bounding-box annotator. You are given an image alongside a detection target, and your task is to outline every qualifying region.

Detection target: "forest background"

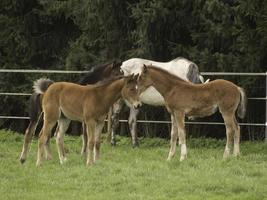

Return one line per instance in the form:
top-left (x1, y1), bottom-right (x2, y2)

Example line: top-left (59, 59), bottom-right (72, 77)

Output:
top-left (0, 0), bottom-right (266, 140)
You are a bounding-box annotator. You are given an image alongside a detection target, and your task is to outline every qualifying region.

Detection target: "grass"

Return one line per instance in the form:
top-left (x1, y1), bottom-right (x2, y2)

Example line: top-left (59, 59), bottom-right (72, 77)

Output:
top-left (0, 129), bottom-right (267, 200)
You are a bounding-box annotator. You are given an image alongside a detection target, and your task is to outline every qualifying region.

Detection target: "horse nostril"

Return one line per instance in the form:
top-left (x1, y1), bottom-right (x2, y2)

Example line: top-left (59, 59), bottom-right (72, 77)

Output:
top-left (134, 103), bottom-right (142, 109)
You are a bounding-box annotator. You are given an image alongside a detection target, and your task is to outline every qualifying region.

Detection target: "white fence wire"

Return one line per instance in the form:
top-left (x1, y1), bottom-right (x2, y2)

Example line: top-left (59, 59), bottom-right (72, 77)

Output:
top-left (0, 69), bottom-right (266, 138)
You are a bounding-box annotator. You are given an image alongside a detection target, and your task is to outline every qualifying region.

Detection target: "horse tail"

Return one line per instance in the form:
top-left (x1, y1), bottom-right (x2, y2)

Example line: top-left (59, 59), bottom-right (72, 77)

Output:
top-left (33, 78), bottom-right (54, 94)
top-left (19, 92), bottom-right (44, 164)
top-left (28, 93), bottom-right (43, 122)
top-left (237, 87), bottom-right (247, 119)
top-left (187, 63), bottom-right (205, 84)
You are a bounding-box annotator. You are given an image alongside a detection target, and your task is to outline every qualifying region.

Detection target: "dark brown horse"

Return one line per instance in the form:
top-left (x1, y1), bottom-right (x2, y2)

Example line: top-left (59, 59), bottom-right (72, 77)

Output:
top-left (34, 75), bottom-right (140, 166)
top-left (19, 61), bottom-right (122, 164)
top-left (127, 64), bottom-right (247, 161)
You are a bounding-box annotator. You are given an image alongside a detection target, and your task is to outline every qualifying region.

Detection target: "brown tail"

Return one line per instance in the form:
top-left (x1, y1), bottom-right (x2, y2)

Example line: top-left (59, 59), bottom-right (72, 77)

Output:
top-left (237, 87), bottom-right (247, 119)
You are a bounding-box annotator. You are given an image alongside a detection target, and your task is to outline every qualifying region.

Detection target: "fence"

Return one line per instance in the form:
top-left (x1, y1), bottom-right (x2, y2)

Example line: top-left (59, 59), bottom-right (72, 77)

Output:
top-left (0, 69), bottom-right (266, 139)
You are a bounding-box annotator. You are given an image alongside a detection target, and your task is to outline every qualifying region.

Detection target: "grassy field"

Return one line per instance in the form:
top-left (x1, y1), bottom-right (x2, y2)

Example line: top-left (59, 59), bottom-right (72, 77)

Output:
top-left (0, 129), bottom-right (267, 200)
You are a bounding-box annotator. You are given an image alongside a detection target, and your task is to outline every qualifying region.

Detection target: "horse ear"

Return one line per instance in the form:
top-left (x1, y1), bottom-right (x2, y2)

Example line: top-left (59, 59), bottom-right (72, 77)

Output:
top-left (130, 73), bottom-right (135, 80)
top-left (112, 60), bottom-right (122, 69)
top-left (143, 64), bottom-right (148, 73)
top-left (111, 61), bottom-right (117, 69)
top-left (126, 74), bottom-right (134, 82)
top-left (133, 74), bottom-right (139, 81)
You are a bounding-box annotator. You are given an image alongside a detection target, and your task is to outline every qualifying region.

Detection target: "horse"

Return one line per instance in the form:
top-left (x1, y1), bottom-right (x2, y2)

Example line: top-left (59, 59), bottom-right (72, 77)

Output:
top-left (110, 57), bottom-right (206, 147)
top-left (34, 75), bottom-right (140, 166)
top-left (125, 64), bottom-right (247, 161)
top-left (19, 61), bottom-right (123, 164)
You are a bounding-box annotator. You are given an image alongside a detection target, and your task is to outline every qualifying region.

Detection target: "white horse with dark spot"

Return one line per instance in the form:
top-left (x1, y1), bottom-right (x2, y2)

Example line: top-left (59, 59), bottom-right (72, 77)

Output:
top-left (109, 57), bottom-right (206, 147)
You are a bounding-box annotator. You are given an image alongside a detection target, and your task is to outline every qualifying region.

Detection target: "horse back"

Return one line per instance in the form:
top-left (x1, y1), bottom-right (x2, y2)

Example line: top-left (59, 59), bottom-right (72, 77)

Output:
top-left (42, 82), bottom-right (96, 121)
top-left (201, 79), bottom-right (241, 111)
top-left (166, 79), bottom-right (239, 110)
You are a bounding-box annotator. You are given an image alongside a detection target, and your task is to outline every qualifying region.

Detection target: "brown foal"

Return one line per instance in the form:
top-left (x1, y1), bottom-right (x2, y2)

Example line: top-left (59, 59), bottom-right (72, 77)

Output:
top-left (19, 61), bottom-right (123, 164)
top-left (35, 75), bottom-right (140, 166)
top-left (131, 64), bottom-right (247, 161)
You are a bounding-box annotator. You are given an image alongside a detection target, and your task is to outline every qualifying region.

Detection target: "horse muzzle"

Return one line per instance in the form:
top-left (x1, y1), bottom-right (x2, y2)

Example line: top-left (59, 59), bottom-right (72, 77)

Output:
top-left (133, 102), bottom-right (142, 109)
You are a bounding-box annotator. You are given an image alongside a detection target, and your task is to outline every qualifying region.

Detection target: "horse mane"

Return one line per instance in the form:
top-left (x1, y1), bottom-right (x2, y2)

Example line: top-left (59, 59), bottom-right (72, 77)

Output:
top-left (78, 63), bottom-right (112, 85)
top-left (148, 65), bottom-right (189, 84)
top-left (171, 57), bottom-right (187, 62)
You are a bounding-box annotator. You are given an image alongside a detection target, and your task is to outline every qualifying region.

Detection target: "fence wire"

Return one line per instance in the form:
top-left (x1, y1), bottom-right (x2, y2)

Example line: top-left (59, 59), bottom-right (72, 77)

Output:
top-left (0, 69), bottom-right (266, 133)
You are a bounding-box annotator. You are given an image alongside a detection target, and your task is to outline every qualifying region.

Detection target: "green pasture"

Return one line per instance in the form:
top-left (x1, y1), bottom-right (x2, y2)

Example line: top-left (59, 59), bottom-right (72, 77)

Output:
top-left (0, 129), bottom-right (267, 200)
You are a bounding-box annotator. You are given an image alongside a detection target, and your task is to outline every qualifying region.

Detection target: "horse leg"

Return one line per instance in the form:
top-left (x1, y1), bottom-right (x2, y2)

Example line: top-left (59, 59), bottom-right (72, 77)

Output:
top-left (44, 136), bottom-right (53, 160)
top-left (110, 99), bottom-right (123, 146)
top-left (85, 119), bottom-right (96, 166)
top-left (94, 120), bottom-right (105, 162)
top-left (20, 120), bottom-right (39, 164)
top-left (56, 118), bottom-right (71, 164)
top-left (106, 107), bottom-right (113, 143)
top-left (43, 123), bottom-right (58, 161)
top-left (36, 119), bottom-right (56, 167)
top-left (173, 111), bottom-right (187, 161)
top-left (20, 93), bottom-right (42, 164)
top-left (221, 112), bottom-right (235, 159)
top-left (81, 122), bottom-right (88, 156)
top-left (233, 116), bottom-right (240, 156)
top-left (128, 107), bottom-right (140, 147)
top-left (167, 114), bottom-right (179, 160)
top-left (42, 124), bottom-right (59, 160)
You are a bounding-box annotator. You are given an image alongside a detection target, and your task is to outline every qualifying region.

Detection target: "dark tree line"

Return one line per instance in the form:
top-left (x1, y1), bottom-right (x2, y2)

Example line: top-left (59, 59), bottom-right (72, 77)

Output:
top-left (0, 0), bottom-right (266, 139)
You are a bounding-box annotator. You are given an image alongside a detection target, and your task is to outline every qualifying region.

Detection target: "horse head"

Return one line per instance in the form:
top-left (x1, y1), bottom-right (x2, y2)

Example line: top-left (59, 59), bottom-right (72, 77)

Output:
top-left (136, 64), bottom-right (154, 93)
top-left (122, 74), bottom-right (142, 109)
top-left (103, 60), bottom-right (123, 79)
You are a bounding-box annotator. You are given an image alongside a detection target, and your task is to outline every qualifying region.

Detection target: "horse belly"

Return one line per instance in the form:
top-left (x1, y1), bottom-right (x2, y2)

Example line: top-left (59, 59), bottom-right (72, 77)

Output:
top-left (60, 106), bottom-right (83, 122)
top-left (140, 86), bottom-right (165, 106)
top-left (187, 105), bottom-right (218, 118)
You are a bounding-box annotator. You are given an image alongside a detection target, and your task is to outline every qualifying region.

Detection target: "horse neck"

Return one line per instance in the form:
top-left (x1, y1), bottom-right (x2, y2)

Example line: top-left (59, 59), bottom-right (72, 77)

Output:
top-left (79, 65), bottom-right (107, 85)
top-left (96, 78), bottom-right (124, 105)
top-left (148, 68), bottom-right (181, 97)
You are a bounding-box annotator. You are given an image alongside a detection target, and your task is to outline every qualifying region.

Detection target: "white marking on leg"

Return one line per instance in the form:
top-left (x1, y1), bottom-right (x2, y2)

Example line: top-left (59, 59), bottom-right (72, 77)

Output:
top-left (180, 144), bottom-right (187, 161)
top-left (167, 115), bottom-right (178, 161)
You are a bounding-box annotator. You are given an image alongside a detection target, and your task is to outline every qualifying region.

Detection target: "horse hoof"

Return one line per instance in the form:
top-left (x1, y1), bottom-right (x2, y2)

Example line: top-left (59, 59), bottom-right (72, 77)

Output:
top-left (180, 155), bottom-right (187, 162)
top-left (233, 151), bottom-right (240, 157)
top-left (46, 155), bottom-right (52, 160)
top-left (132, 140), bottom-right (139, 148)
top-left (223, 153), bottom-right (230, 160)
top-left (132, 143), bottom-right (139, 148)
top-left (111, 140), bottom-right (116, 146)
top-left (233, 153), bottom-right (240, 157)
top-left (86, 161), bottom-right (94, 166)
top-left (60, 158), bottom-right (67, 165)
top-left (19, 158), bottom-right (26, 164)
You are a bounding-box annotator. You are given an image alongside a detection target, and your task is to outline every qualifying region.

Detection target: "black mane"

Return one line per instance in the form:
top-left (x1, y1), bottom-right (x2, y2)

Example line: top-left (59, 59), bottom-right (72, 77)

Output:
top-left (78, 63), bottom-right (112, 85)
